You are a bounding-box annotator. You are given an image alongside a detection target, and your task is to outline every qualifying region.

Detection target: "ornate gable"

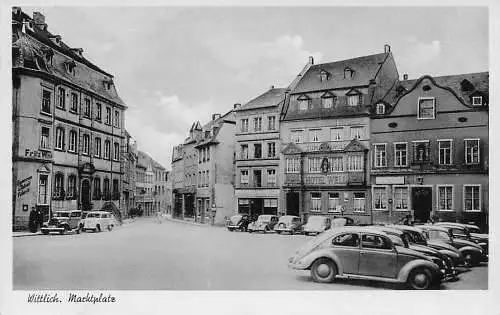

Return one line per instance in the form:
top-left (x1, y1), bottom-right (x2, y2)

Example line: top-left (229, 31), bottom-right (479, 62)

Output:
top-left (344, 139), bottom-right (367, 152)
top-left (282, 142), bottom-right (302, 155)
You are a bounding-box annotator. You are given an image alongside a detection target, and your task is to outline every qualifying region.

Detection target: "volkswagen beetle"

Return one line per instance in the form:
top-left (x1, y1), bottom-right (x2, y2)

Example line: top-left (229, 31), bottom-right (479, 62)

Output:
top-left (247, 215), bottom-right (279, 233)
top-left (275, 215), bottom-right (303, 235)
top-left (227, 214), bottom-right (251, 232)
top-left (303, 215), bottom-right (331, 236)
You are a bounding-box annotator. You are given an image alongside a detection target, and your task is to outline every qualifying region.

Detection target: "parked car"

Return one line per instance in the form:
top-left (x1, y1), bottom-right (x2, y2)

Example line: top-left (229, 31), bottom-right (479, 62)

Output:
top-left (331, 216), bottom-right (355, 228)
top-left (387, 224), bottom-right (465, 268)
top-left (370, 226), bottom-right (456, 280)
top-left (247, 215), bottom-right (279, 233)
top-left (227, 214), bottom-right (251, 232)
top-left (275, 215), bottom-right (303, 235)
top-left (303, 216), bottom-right (331, 236)
top-left (420, 225), bottom-right (485, 266)
top-left (79, 211), bottom-right (114, 232)
top-left (288, 226), bottom-right (442, 289)
top-left (41, 210), bottom-right (82, 235)
top-left (434, 222), bottom-right (488, 256)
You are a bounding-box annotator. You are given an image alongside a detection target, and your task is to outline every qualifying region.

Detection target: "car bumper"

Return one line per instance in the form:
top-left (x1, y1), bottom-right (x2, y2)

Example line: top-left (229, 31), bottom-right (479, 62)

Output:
top-left (275, 227), bottom-right (293, 233)
top-left (41, 227), bottom-right (64, 232)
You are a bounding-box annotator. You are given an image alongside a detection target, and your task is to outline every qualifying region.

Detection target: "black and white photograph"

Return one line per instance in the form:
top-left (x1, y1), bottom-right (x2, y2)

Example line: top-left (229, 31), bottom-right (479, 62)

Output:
top-left (1, 2), bottom-right (498, 315)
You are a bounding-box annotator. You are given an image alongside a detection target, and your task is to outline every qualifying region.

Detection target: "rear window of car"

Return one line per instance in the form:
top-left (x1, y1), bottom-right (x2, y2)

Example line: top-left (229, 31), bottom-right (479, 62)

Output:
top-left (70, 212), bottom-right (81, 217)
top-left (361, 234), bottom-right (392, 250)
top-left (87, 213), bottom-right (100, 218)
top-left (332, 233), bottom-right (360, 247)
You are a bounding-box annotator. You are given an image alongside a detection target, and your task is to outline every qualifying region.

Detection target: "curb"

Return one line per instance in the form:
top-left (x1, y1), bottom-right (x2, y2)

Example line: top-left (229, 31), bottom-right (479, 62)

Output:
top-left (164, 217), bottom-right (215, 228)
top-left (12, 232), bottom-right (42, 238)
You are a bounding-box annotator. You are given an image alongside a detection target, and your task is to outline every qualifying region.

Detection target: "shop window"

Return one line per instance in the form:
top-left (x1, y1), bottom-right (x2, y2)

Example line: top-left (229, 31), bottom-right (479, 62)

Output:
top-left (353, 192), bottom-right (365, 212)
top-left (264, 199), bottom-right (278, 214)
top-left (465, 139), bottom-right (480, 164)
top-left (373, 187), bottom-right (388, 210)
top-left (394, 187), bottom-right (409, 211)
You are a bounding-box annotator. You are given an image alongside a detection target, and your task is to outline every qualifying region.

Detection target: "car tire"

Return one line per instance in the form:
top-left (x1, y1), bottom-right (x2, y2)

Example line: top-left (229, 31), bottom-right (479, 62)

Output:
top-left (265, 226), bottom-right (270, 233)
top-left (276, 231), bottom-right (282, 235)
top-left (407, 268), bottom-right (433, 290)
top-left (228, 228), bottom-right (234, 232)
top-left (108, 225), bottom-right (113, 232)
top-left (463, 252), bottom-right (475, 267)
top-left (96, 224), bottom-right (101, 232)
top-left (76, 228), bottom-right (80, 234)
top-left (311, 258), bottom-right (337, 283)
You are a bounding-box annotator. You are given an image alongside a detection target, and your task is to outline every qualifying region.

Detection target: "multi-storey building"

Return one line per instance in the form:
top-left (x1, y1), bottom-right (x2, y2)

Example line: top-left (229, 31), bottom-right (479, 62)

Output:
top-left (370, 72), bottom-right (489, 230)
top-left (12, 8), bottom-right (127, 229)
top-left (280, 46), bottom-right (399, 224)
top-left (151, 160), bottom-right (169, 214)
top-left (122, 130), bottom-right (137, 217)
top-left (234, 87), bottom-right (284, 219)
top-left (171, 144), bottom-right (185, 217)
top-left (194, 111), bottom-right (236, 224)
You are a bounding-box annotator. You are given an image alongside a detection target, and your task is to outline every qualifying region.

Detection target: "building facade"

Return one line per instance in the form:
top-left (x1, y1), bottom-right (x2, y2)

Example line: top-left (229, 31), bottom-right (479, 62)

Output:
top-left (370, 73), bottom-right (489, 230)
top-left (280, 46), bottom-right (399, 224)
top-left (12, 8), bottom-right (127, 229)
top-left (121, 130), bottom-right (137, 217)
top-left (234, 88), bottom-right (284, 219)
top-left (171, 144), bottom-right (185, 217)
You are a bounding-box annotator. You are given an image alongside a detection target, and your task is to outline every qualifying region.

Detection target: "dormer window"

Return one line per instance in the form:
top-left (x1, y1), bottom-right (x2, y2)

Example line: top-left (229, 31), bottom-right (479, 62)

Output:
top-left (472, 96), bottom-right (483, 106)
top-left (297, 95), bottom-right (310, 111)
top-left (103, 80), bottom-right (113, 90)
top-left (347, 94), bottom-right (360, 106)
top-left (376, 103), bottom-right (385, 115)
top-left (319, 70), bottom-right (330, 82)
top-left (344, 67), bottom-right (355, 79)
top-left (321, 92), bottom-right (335, 109)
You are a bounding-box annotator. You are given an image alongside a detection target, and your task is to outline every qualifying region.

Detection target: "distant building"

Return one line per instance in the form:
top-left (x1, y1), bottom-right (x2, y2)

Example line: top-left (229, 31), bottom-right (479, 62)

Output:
top-left (122, 130), bottom-right (137, 217)
top-left (234, 88), bottom-right (285, 219)
top-left (134, 151), bottom-right (169, 216)
top-left (12, 8), bottom-right (127, 229)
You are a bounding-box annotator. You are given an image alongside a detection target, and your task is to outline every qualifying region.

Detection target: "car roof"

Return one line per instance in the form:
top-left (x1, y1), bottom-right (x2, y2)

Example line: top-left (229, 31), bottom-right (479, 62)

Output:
top-left (280, 215), bottom-right (299, 219)
top-left (323, 226), bottom-right (391, 237)
top-left (367, 226), bottom-right (404, 236)
top-left (420, 225), bottom-right (450, 233)
top-left (308, 215), bottom-right (328, 220)
top-left (434, 222), bottom-right (468, 229)
top-left (387, 225), bottom-right (423, 233)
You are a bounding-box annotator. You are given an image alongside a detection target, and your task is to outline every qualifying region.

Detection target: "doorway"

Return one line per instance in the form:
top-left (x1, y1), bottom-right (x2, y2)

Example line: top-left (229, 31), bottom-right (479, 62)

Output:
top-left (412, 187), bottom-right (432, 223)
top-left (286, 192), bottom-right (300, 216)
top-left (81, 179), bottom-right (91, 211)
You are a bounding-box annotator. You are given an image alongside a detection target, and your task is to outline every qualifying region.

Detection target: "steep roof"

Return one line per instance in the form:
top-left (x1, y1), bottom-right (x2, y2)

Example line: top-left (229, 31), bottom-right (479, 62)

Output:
top-left (239, 88), bottom-right (286, 111)
top-left (291, 52), bottom-right (389, 94)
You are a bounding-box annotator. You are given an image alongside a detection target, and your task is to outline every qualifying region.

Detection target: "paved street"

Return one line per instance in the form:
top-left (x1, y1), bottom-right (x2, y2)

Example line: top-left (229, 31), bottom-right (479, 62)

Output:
top-left (13, 218), bottom-right (488, 290)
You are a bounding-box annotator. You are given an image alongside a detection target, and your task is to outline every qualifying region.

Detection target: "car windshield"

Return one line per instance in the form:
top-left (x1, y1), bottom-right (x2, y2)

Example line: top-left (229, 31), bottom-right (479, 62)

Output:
top-left (53, 212), bottom-right (70, 218)
top-left (87, 213), bottom-right (101, 218)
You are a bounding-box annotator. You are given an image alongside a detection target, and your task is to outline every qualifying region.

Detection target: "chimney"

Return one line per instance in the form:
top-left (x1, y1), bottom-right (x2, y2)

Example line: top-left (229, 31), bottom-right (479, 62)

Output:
top-left (308, 56), bottom-right (314, 65)
top-left (403, 74), bottom-right (408, 80)
top-left (233, 103), bottom-right (241, 110)
top-left (212, 113), bottom-right (221, 121)
top-left (49, 35), bottom-right (61, 46)
top-left (269, 85), bottom-right (274, 90)
top-left (71, 48), bottom-right (84, 57)
top-left (384, 44), bottom-right (391, 53)
top-left (33, 12), bottom-right (45, 24)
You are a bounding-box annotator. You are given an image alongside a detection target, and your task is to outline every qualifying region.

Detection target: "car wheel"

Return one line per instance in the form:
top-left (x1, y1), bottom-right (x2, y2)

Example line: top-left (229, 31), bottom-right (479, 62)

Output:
top-left (463, 252), bottom-right (474, 267)
top-left (276, 231), bottom-right (282, 234)
top-left (265, 226), bottom-right (270, 233)
top-left (108, 225), bottom-right (113, 232)
top-left (228, 228), bottom-right (234, 232)
top-left (407, 268), bottom-right (433, 290)
top-left (76, 228), bottom-right (80, 234)
top-left (311, 258), bottom-right (337, 283)
top-left (96, 224), bottom-right (101, 232)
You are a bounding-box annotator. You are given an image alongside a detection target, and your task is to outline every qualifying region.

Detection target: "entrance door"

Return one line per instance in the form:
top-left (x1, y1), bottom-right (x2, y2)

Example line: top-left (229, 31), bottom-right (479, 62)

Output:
top-left (249, 198), bottom-right (263, 220)
top-left (412, 187), bottom-right (432, 223)
top-left (286, 192), bottom-right (300, 216)
top-left (81, 179), bottom-right (91, 211)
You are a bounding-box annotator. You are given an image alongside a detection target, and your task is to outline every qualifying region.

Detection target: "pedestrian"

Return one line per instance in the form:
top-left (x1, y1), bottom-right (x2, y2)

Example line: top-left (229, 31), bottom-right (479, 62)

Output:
top-left (156, 210), bottom-right (162, 224)
top-left (28, 207), bottom-right (37, 233)
top-left (36, 208), bottom-right (44, 230)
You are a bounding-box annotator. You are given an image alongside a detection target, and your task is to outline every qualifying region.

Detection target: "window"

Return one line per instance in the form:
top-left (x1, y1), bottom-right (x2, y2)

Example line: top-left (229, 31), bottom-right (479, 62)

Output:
top-left (472, 96), bottom-right (483, 106)
top-left (350, 126), bottom-right (364, 140)
top-left (353, 192), bottom-right (365, 212)
top-left (268, 116), bottom-right (276, 131)
top-left (267, 142), bottom-right (276, 158)
top-left (322, 97), bottom-right (334, 108)
top-left (465, 139), bottom-right (480, 164)
top-left (57, 87), bottom-right (65, 109)
top-left (113, 179), bottom-right (119, 196)
top-left (94, 137), bottom-right (101, 157)
top-left (417, 97), bottom-right (435, 119)
top-left (309, 129), bottom-right (321, 142)
top-left (40, 127), bottom-right (50, 149)
top-left (361, 234), bottom-right (392, 250)
top-left (328, 156), bottom-right (343, 172)
top-left (254, 143), bottom-right (262, 159)
top-left (114, 110), bottom-right (120, 127)
top-left (267, 169), bottom-right (276, 186)
top-left (104, 140), bottom-right (111, 159)
top-left (311, 192), bottom-right (321, 212)
top-left (67, 175), bottom-right (76, 198)
top-left (438, 186), bottom-right (453, 211)
top-left (394, 187), bottom-right (409, 211)
top-left (253, 170), bottom-right (262, 187)
top-left (92, 178), bottom-right (101, 200)
top-left (374, 144), bottom-right (386, 167)
top-left (286, 157), bottom-right (300, 173)
top-left (376, 103), bottom-right (385, 114)
top-left (438, 140), bottom-right (452, 165)
top-left (413, 141), bottom-right (430, 163)
top-left (70, 93), bottom-right (78, 112)
top-left (330, 128), bottom-right (343, 141)
top-left (291, 130), bottom-right (304, 143)
top-left (264, 199), bottom-right (278, 212)
top-left (96, 103), bottom-right (102, 121)
top-left (298, 99), bottom-right (308, 110)
top-left (41, 90), bottom-right (51, 114)
top-left (114, 142), bottom-right (119, 160)
top-left (54, 173), bottom-right (64, 198)
top-left (394, 143), bottom-right (408, 167)
top-left (332, 233), bottom-right (360, 247)
top-left (68, 130), bottom-right (77, 152)
top-left (464, 185), bottom-right (480, 212)
top-left (84, 98), bottom-right (91, 117)
top-left (82, 134), bottom-right (90, 155)
top-left (241, 119), bottom-right (248, 132)
top-left (241, 144), bottom-right (248, 159)
top-left (347, 95), bottom-right (359, 106)
top-left (103, 178), bottom-right (110, 196)
top-left (38, 175), bottom-right (48, 204)
top-left (254, 117), bottom-right (262, 132)
top-left (55, 127), bottom-right (65, 150)
top-left (347, 155), bottom-right (363, 171)
top-left (240, 170), bottom-right (249, 185)
top-left (308, 157), bottom-right (321, 173)
top-left (106, 107), bottom-right (112, 124)
top-left (328, 193), bottom-right (340, 212)
top-left (373, 187), bottom-right (388, 210)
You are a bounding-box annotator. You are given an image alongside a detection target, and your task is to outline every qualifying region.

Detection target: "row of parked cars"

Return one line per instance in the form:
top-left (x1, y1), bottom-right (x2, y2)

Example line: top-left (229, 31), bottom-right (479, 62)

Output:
top-left (40, 210), bottom-right (115, 235)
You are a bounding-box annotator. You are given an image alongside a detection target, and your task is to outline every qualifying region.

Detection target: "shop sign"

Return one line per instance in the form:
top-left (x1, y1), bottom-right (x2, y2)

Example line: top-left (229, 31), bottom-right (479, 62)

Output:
top-left (304, 174), bottom-right (348, 186)
top-left (375, 176), bottom-right (405, 185)
top-left (24, 149), bottom-right (52, 160)
top-left (16, 175), bottom-right (32, 198)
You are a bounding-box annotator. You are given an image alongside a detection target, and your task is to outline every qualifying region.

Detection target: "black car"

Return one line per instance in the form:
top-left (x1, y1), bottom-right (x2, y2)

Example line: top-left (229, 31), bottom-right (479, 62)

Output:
top-left (227, 214), bottom-right (251, 232)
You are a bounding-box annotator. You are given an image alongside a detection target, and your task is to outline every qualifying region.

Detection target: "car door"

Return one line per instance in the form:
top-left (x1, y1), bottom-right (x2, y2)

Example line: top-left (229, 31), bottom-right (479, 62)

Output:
top-left (358, 233), bottom-right (397, 278)
top-left (330, 233), bottom-right (360, 275)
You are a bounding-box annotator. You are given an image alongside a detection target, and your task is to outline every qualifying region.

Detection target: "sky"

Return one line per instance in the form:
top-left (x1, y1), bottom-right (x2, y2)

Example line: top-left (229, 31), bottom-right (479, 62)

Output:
top-left (23, 6), bottom-right (488, 168)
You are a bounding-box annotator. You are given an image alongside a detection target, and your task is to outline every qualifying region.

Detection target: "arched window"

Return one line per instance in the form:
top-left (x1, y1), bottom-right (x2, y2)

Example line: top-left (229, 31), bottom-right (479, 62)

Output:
top-left (54, 173), bottom-right (64, 199)
top-left (114, 142), bottom-right (120, 160)
top-left (55, 126), bottom-right (65, 150)
top-left (67, 175), bottom-right (77, 198)
top-left (93, 177), bottom-right (101, 199)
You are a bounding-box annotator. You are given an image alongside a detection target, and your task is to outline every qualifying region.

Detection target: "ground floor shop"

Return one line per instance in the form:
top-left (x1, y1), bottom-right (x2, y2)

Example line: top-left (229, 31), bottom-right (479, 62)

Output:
top-left (371, 174), bottom-right (489, 231)
top-left (235, 188), bottom-right (280, 220)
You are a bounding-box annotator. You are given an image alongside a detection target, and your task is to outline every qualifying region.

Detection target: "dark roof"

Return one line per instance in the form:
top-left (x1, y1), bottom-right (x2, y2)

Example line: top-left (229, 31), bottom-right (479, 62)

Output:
top-left (138, 150), bottom-right (167, 170)
top-left (239, 88), bottom-right (286, 111)
top-left (291, 53), bottom-right (389, 94)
